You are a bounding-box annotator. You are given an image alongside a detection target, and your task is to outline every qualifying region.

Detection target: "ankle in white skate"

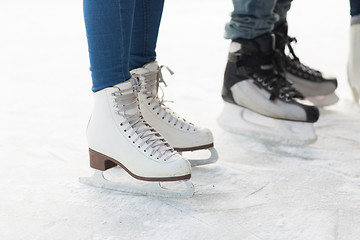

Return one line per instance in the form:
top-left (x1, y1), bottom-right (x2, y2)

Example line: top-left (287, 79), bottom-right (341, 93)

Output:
top-left (80, 77), bottom-right (194, 198)
top-left (131, 61), bottom-right (218, 167)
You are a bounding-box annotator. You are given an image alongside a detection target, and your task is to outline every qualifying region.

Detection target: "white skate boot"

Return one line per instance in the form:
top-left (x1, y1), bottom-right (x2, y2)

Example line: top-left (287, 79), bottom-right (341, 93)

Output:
top-left (79, 77), bottom-right (194, 198)
top-left (131, 62), bottom-right (218, 167)
top-left (348, 15), bottom-right (360, 104)
top-left (220, 33), bottom-right (319, 145)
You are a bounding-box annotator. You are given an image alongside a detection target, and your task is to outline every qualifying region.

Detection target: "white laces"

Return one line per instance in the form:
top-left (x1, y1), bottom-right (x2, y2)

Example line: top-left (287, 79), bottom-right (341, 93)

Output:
top-left (113, 77), bottom-right (176, 161)
top-left (142, 66), bottom-right (197, 132)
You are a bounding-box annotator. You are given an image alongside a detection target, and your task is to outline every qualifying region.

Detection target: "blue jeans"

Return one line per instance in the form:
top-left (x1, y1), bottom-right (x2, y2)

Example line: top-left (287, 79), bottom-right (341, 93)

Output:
top-left (225, 0), bottom-right (292, 39)
top-left (83, 0), bottom-right (164, 92)
top-left (350, 0), bottom-right (360, 16)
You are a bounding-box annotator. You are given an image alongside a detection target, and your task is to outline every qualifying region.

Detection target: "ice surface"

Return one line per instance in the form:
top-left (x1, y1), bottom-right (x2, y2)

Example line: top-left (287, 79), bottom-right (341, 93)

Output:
top-left (1, 0), bottom-right (359, 239)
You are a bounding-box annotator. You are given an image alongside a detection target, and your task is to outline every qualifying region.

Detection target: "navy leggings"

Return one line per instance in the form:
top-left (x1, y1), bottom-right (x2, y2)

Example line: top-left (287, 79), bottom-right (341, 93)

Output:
top-left (83, 0), bottom-right (165, 92)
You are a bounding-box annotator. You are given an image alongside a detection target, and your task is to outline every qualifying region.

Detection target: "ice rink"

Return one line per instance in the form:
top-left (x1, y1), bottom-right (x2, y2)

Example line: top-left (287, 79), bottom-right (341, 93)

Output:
top-left (1, 0), bottom-right (360, 239)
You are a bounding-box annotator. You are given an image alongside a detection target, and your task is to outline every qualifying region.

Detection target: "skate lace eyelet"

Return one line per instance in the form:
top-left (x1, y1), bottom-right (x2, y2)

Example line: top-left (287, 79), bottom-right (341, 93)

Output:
top-left (120, 123), bottom-right (123, 126)
top-left (268, 86), bottom-right (273, 90)
top-left (128, 136), bottom-right (131, 138)
top-left (144, 150), bottom-right (146, 152)
top-left (132, 141), bottom-right (135, 143)
top-left (148, 103), bottom-right (150, 105)
top-left (286, 97), bottom-right (291, 102)
top-left (279, 93), bottom-right (284, 98)
top-left (138, 146), bottom-right (140, 148)
top-left (150, 154), bottom-right (153, 157)
top-left (124, 130), bottom-right (126, 132)
top-left (162, 117), bottom-right (165, 119)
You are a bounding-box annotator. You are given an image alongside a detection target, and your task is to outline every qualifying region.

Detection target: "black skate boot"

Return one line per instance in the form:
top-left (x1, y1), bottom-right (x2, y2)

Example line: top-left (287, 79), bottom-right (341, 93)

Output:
top-left (274, 22), bottom-right (338, 107)
top-left (219, 33), bottom-right (319, 144)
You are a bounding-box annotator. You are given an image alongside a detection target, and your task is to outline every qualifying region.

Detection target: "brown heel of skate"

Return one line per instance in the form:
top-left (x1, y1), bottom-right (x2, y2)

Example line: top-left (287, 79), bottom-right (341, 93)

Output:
top-left (89, 148), bottom-right (117, 171)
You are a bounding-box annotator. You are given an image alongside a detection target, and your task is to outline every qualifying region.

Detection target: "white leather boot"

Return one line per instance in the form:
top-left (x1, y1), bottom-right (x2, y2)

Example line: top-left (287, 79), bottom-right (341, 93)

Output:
top-left (80, 77), bottom-right (194, 198)
top-left (131, 62), bottom-right (218, 166)
top-left (81, 77), bottom-right (194, 197)
top-left (348, 15), bottom-right (360, 103)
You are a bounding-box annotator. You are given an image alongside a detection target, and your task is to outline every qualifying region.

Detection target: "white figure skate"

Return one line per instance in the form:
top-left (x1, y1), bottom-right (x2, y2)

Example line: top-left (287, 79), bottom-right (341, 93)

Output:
top-left (79, 77), bottom-right (194, 198)
top-left (220, 34), bottom-right (319, 145)
top-left (131, 61), bottom-right (218, 167)
top-left (348, 15), bottom-right (360, 103)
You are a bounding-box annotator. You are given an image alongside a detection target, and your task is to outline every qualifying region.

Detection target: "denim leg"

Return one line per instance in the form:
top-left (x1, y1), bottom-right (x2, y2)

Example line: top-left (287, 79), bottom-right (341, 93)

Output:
top-left (224, 0), bottom-right (278, 39)
top-left (129, 0), bottom-right (165, 70)
top-left (350, 0), bottom-right (360, 16)
top-left (274, 0), bottom-right (292, 27)
top-left (83, 0), bottom-right (136, 92)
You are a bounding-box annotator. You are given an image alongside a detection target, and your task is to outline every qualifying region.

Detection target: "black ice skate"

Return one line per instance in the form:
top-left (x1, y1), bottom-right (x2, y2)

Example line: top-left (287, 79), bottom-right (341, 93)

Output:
top-left (219, 33), bottom-right (319, 144)
top-left (274, 22), bottom-right (338, 107)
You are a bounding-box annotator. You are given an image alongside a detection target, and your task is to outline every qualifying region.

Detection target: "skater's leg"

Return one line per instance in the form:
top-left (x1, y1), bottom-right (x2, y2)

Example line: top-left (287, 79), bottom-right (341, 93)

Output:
top-left (129, 0), bottom-right (165, 70)
top-left (221, 0), bottom-right (319, 144)
top-left (348, 0), bottom-right (360, 103)
top-left (82, 0), bottom-right (193, 196)
top-left (127, 0), bottom-right (216, 165)
top-left (83, 0), bottom-right (135, 92)
top-left (224, 0), bottom-right (278, 40)
top-left (274, 0), bottom-right (292, 28)
top-left (272, 0), bottom-right (338, 106)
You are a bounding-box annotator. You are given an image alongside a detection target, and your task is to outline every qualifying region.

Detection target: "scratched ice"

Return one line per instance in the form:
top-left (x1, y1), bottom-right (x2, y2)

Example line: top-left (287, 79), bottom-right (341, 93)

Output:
top-left (0, 0), bottom-right (359, 239)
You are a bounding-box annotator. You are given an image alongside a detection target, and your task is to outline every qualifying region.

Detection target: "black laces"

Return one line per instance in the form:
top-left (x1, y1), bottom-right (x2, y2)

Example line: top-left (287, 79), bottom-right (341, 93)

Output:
top-left (275, 32), bottom-right (323, 79)
top-left (248, 50), bottom-right (304, 101)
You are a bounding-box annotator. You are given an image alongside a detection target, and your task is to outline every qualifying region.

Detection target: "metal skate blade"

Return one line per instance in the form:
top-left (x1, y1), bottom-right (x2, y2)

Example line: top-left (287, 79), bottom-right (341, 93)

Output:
top-left (217, 102), bottom-right (317, 145)
top-left (79, 168), bottom-right (194, 198)
top-left (307, 93), bottom-right (339, 107)
top-left (179, 148), bottom-right (218, 167)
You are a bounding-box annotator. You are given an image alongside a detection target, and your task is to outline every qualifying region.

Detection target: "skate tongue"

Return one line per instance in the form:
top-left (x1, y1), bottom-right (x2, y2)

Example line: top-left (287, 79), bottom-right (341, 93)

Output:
top-left (113, 80), bottom-right (135, 94)
top-left (143, 61), bottom-right (159, 72)
top-left (229, 42), bottom-right (241, 53)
